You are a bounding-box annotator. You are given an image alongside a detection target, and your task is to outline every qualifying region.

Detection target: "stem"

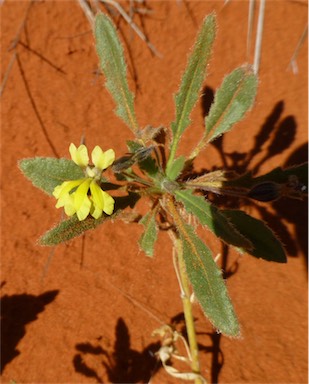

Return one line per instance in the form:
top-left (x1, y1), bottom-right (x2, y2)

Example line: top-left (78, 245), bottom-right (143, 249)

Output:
top-left (165, 196), bottom-right (206, 383)
top-left (253, 0), bottom-right (266, 74)
top-left (167, 137), bottom-right (178, 170)
top-left (173, 235), bottom-right (204, 384)
top-left (167, 127), bottom-right (187, 173)
top-left (188, 131), bottom-right (209, 162)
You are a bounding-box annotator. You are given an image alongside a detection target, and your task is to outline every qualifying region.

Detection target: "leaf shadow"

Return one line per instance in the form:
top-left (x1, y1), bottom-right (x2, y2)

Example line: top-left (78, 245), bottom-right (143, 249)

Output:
top-left (1, 289), bottom-right (59, 373)
top-left (271, 144), bottom-right (308, 264)
top-left (73, 317), bottom-right (161, 383)
top-left (194, 89), bottom-right (307, 382)
top-left (200, 86), bottom-right (307, 262)
top-left (73, 314), bottom-right (222, 383)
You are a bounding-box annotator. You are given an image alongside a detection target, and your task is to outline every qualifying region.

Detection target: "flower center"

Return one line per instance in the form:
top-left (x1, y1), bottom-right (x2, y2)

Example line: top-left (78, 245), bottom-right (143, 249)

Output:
top-left (85, 166), bottom-right (101, 181)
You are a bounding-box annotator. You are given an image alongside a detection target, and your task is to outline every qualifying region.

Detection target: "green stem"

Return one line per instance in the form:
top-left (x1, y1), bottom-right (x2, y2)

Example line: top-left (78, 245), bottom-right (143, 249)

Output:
top-left (166, 135), bottom-right (179, 173)
top-left (122, 170), bottom-right (153, 187)
top-left (174, 237), bottom-right (204, 384)
top-left (188, 133), bottom-right (208, 162)
top-left (166, 196), bottom-right (205, 383)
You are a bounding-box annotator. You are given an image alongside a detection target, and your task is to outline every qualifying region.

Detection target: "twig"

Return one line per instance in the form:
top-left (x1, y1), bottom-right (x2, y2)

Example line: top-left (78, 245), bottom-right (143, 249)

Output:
top-left (0, 52), bottom-right (16, 97)
top-left (16, 53), bottom-right (59, 157)
top-left (100, 0), bottom-right (161, 56)
top-left (77, 0), bottom-right (161, 57)
top-left (287, 23), bottom-right (308, 74)
top-left (18, 41), bottom-right (66, 74)
top-left (246, 0), bottom-right (255, 61)
top-left (77, 0), bottom-right (95, 26)
top-left (253, 0), bottom-right (266, 74)
top-left (8, 0), bottom-right (33, 50)
top-left (1, 0), bottom-right (33, 97)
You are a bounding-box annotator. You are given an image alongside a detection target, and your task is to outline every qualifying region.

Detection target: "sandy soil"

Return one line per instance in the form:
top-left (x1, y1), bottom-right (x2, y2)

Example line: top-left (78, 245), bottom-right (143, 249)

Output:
top-left (1, 1), bottom-right (308, 383)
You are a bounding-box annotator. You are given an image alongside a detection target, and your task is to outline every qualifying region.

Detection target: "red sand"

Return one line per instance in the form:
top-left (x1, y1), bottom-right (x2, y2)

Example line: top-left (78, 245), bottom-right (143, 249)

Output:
top-left (1, 1), bottom-right (307, 383)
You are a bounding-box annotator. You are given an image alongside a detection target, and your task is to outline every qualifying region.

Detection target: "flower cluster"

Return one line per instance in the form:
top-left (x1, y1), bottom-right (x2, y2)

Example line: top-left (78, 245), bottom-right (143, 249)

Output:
top-left (53, 143), bottom-right (115, 221)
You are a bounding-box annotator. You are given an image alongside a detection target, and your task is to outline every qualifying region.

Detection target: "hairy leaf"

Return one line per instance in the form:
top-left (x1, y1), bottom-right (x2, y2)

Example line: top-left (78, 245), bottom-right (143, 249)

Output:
top-left (19, 158), bottom-right (84, 195)
top-left (190, 66), bottom-right (257, 161)
top-left (138, 211), bottom-right (158, 257)
top-left (95, 13), bottom-right (139, 134)
top-left (206, 66), bottom-right (258, 143)
top-left (40, 215), bottom-right (111, 246)
top-left (167, 13), bottom-right (216, 167)
top-left (40, 194), bottom-right (140, 246)
top-left (167, 199), bottom-right (239, 336)
top-left (166, 156), bottom-right (186, 181)
top-left (221, 209), bottom-right (287, 263)
top-left (175, 190), bottom-right (252, 249)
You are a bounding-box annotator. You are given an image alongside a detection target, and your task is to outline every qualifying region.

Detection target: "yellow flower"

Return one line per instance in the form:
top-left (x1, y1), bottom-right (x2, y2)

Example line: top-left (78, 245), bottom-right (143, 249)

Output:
top-left (53, 143), bottom-right (115, 221)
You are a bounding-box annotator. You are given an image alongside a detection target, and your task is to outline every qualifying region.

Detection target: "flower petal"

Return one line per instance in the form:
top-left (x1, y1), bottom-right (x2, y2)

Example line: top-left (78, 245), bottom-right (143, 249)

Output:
top-left (90, 204), bottom-right (102, 220)
top-left (55, 198), bottom-right (65, 208)
top-left (74, 178), bottom-right (91, 211)
top-left (63, 194), bottom-right (76, 216)
top-left (91, 146), bottom-right (104, 169)
top-left (53, 179), bottom-right (84, 200)
top-left (90, 180), bottom-right (104, 210)
top-left (92, 146), bottom-right (115, 171)
top-left (102, 190), bottom-right (115, 215)
top-left (69, 143), bottom-right (89, 167)
top-left (53, 184), bottom-right (64, 199)
top-left (76, 195), bottom-right (91, 221)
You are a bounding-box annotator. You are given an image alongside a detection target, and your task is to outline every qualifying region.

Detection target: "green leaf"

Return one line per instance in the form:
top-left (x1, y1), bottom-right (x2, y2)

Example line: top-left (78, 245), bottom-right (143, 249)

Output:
top-left (175, 190), bottom-right (252, 249)
top-left (138, 211), bottom-right (158, 257)
top-left (95, 13), bottom-right (139, 134)
top-left (19, 158), bottom-right (84, 195)
top-left (181, 229), bottom-right (240, 336)
top-left (206, 66), bottom-right (258, 143)
top-left (166, 156), bottom-right (186, 181)
top-left (40, 194), bottom-right (140, 246)
top-left (40, 215), bottom-right (112, 246)
top-left (166, 199), bottom-right (239, 336)
top-left (167, 13), bottom-right (216, 167)
top-left (126, 140), bottom-right (142, 153)
top-left (221, 209), bottom-right (287, 263)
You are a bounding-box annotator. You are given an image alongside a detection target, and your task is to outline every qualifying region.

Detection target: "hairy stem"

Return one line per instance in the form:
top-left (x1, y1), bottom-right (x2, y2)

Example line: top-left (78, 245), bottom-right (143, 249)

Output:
top-left (166, 136), bottom-right (179, 171)
top-left (173, 234), bottom-right (204, 384)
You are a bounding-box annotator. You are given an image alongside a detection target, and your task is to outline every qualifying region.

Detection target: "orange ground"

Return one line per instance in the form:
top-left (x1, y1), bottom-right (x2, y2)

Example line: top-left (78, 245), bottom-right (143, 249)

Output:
top-left (1, 1), bottom-right (308, 383)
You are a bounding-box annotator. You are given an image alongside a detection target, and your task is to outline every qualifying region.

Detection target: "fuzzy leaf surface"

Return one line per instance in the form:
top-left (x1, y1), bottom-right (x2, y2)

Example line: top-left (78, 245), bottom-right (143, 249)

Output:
top-left (222, 209), bottom-right (287, 263)
top-left (166, 156), bottom-right (186, 181)
top-left (40, 215), bottom-right (112, 246)
top-left (40, 194), bottom-right (140, 246)
top-left (205, 67), bottom-right (258, 143)
top-left (174, 216), bottom-right (240, 336)
top-left (168, 13), bottom-right (216, 165)
top-left (175, 190), bottom-right (252, 249)
top-left (138, 211), bottom-right (158, 257)
top-left (95, 13), bottom-right (139, 134)
top-left (19, 158), bottom-right (84, 195)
